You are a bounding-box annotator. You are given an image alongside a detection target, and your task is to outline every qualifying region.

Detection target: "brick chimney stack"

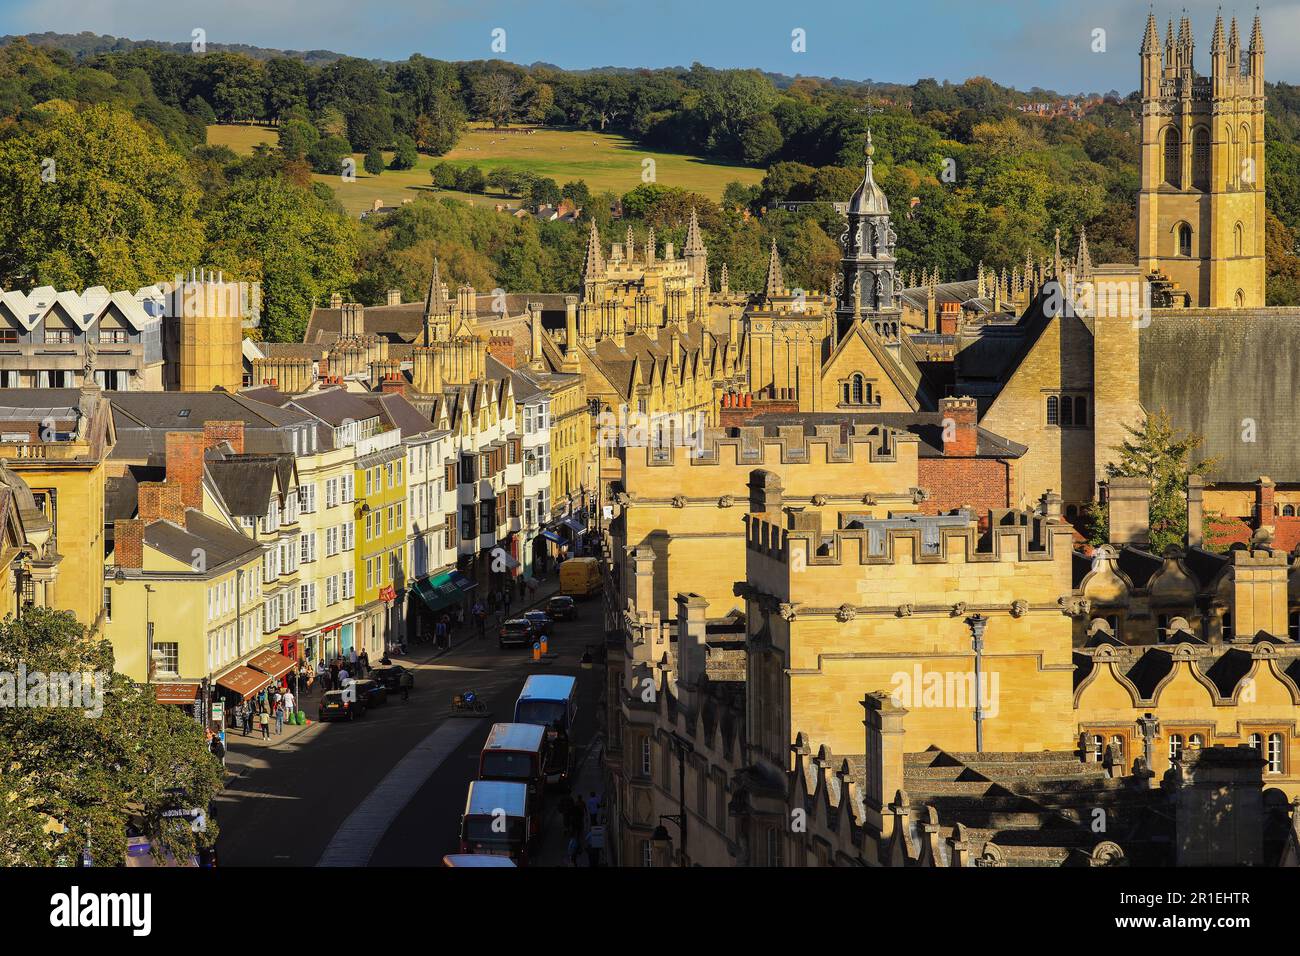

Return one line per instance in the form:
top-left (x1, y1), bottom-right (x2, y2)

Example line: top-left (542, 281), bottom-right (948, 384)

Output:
top-left (203, 420), bottom-right (245, 454)
top-left (1255, 476), bottom-right (1276, 527)
top-left (165, 431), bottom-right (208, 512)
top-left (137, 479), bottom-right (186, 525)
top-left (114, 519), bottom-right (144, 569)
top-left (938, 396), bottom-right (978, 457)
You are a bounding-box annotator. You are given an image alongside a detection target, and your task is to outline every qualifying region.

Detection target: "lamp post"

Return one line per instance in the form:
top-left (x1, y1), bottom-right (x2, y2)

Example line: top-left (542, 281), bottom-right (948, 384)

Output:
top-left (965, 613), bottom-right (988, 753)
top-left (650, 732), bottom-right (694, 866)
top-left (144, 583), bottom-right (155, 686)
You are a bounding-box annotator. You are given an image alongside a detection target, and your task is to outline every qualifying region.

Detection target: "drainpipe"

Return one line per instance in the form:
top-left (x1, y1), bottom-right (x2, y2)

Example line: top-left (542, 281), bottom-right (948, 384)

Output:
top-left (966, 614), bottom-right (988, 752)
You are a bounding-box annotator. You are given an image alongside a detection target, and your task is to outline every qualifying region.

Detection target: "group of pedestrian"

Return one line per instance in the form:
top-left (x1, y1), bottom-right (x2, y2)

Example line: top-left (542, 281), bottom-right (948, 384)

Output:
top-left (563, 790), bottom-right (605, 867)
top-left (313, 649), bottom-right (370, 692)
top-left (232, 684), bottom-right (296, 740)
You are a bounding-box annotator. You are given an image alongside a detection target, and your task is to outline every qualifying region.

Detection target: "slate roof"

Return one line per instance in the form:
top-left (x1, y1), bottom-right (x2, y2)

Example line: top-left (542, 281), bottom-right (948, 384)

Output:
top-left (288, 388), bottom-right (383, 427)
top-left (143, 509), bottom-right (263, 570)
top-left (204, 456), bottom-right (282, 518)
top-left (1140, 308), bottom-right (1300, 483)
top-left (304, 294), bottom-right (569, 345)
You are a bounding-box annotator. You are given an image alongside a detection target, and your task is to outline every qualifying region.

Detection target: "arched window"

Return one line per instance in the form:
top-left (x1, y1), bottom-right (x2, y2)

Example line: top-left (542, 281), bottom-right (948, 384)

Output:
top-left (1249, 733), bottom-right (1262, 754)
top-left (1060, 395), bottom-right (1073, 426)
top-left (1234, 221), bottom-right (1245, 257)
top-left (1193, 127), bottom-right (1210, 190)
top-left (1074, 396), bottom-right (1088, 426)
top-left (1189, 734), bottom-right (1204, 749)
top-left (1163, 127), bottom-right (1181, 187)
top-left (1235, 289), bottom-right (1245, 308)
top-left (1177, 223), bottom-right (1193, 257)
top-left (1267, 733), bottom-right (1284, 774)
top-left (1046, 395), bottom-right (1059, 425)
top-left (1241, 123), bottom-right (1255, 187)
top-left (1089, 734), bottom-right (1104, 762)
top-left (851, 373), bottom-right (864, 406)
top-left (1284, 505), bottom-right (1296, 517)
top-left (1169, 734), bottom-right (1184, 762)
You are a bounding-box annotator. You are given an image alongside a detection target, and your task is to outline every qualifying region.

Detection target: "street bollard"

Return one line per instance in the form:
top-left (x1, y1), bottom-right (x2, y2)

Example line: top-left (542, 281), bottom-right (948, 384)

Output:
top-left (532, 641), bottom-right (541, 662)
top-left (540, 635), bottom-right (548, 655)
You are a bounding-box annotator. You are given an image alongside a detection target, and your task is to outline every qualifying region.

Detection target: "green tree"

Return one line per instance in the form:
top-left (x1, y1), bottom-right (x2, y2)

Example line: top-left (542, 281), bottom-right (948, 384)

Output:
top-left (0, 101), bottom-right (203, 289)
top-left (527, 176), bottom-right (562, 210)
top-left (389, 135), bottom-right (418, 171)
top-left (1100, 409), bottom-right (1216, 553)
top-left (204, 176), bottom-right (359, 342)
top-left (560, 179), bottom-right (591, 211)
top-left (454, 164), bottom-right (486, 194)
top-left (363, 147), bottom-right (384, 176)
top-left (277, 118), bottom-right (319, 161)
top-left (430, 162), bottom-right (458, 189)
top-left (307, 134), bottom-right (351, 175)
top-left (0, 608), bottom-right (222, 866)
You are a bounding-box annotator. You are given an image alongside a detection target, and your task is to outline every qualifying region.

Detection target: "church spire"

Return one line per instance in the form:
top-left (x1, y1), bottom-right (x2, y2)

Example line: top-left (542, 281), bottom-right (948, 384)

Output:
top-left (684, 206), bottom-right (705, 257)
top-left (626, 224), bottom-right (635, 263)
top-left (1075, 226), bottom-right (1093, 279)
top-left (764, 238), bottom-right (785, 301)
top-left (582, 219), bottom-right (604, 285)
top-left (1141, 11), bottom-right (1159, 54)
top-left (720, 262), bottom-right (729, 295)
top-left (422, 258), bottom-right (449, 345)
top-left (1249, 10), bottom-right (1264, 52)
top-left (1211, 10), bottom-right (1224, 54)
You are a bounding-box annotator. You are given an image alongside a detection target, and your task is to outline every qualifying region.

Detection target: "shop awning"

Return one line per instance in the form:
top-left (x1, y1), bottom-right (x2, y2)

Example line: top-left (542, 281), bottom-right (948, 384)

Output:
top-left (540, 529), bottom-right (565, 545)
top-left (215, 666), bottom-right (272, 700)
top-left (247, 649), bottom-right (297, 681)
top-left (562, 516), bottom-right (587, 534)
top-left (450, 571), bottom-right (478, 593)
top-left (413, 571), bottom-right (462, 614)
top-left (153, 682), bottom-right (200, 705)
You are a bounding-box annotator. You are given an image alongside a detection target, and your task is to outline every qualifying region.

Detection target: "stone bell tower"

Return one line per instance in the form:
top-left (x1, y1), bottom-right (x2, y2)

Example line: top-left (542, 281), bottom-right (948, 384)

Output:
top-left (1136, 11), bottom-right (1266, 308)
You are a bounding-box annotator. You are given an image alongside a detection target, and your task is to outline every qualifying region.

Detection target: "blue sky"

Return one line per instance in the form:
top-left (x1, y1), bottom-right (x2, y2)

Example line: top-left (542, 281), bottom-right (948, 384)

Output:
top-left (2, 0), bottom-right (1298, 93)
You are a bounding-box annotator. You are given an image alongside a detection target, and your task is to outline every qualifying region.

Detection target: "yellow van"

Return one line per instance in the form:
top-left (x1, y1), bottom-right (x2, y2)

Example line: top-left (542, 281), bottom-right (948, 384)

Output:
top-left (559, 557), bottom-right (602, 597)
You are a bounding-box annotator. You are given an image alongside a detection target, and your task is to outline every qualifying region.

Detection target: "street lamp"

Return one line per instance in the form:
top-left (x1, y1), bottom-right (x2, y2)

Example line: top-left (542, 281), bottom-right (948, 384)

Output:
top-left (144, 583), bottom-right (156, 685)
top-left (965, 613), bottom-right (988, 753)
top-left (651, 732), bottom-right (694, 866)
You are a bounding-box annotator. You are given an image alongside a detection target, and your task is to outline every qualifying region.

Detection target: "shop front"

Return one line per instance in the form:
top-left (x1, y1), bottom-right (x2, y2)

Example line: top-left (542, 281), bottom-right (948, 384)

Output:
top-left (153, 681), bottom-right (201, 721)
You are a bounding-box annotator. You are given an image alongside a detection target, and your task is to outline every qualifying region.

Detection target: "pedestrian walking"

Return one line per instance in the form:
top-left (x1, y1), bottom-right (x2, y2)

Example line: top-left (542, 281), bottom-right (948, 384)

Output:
top-left (258, 709), bottom-right (271, 740)
top-left (586, 823), bottom-right (605, 867)
top-left (358, 649), bottom-right (369, 676)
top-left (283, 688), bottom-right (296, 720)
top-left (585, 790), bottom-right (601, 827)
top-left (435, 618), bottom-right (448, 650)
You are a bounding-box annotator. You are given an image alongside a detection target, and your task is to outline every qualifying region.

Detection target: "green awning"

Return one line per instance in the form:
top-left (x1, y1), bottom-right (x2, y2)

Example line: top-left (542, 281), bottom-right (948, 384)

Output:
top-left (413, 571), bottom-right (462, 614)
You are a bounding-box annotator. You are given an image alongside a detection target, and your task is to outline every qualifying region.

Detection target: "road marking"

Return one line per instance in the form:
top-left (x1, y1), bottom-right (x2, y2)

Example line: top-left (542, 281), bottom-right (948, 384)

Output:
top-left (316, 719), bottom-right (484, 867)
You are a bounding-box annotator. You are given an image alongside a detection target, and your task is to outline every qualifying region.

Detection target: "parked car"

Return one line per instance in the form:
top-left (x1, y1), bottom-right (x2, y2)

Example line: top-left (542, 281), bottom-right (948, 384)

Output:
top-left (499, 618), bottom-right (536, 649)
top-left (319, 690), bottom-right (361, 722)
top-left (351, 678), bottom-right (387, 709)
top-left (523, 609), bottom-right (554, 633)
top-left (370, 665), bottom-right (414, 692)
top-left (546, 595), bottom-right (578, 621)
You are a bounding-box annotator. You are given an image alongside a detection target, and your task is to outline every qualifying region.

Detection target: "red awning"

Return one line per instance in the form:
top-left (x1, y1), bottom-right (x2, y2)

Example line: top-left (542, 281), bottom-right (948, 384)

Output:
top-left (215, 665), bottom-right (272, 700)
top-left (153, 682), bottom-right (200, 705)
top-left (247, 649), bottom-right (297, 681)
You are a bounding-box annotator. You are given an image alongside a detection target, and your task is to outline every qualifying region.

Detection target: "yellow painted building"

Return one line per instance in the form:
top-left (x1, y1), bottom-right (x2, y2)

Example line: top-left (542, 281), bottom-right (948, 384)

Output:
top-left (354, 429), bottom-right (407, 659)
top-left (0, 388), bottom-right (113, 632)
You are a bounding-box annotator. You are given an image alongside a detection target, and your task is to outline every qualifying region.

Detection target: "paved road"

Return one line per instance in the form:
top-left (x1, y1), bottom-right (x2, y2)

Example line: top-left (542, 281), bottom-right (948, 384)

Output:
top-left (214, 592), bottom-right (604, 867)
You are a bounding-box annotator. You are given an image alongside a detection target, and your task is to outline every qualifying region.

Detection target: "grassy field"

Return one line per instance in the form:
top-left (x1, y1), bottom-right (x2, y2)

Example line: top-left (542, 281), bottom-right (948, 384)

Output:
top-left (206, 123), bottom-right (765, 217)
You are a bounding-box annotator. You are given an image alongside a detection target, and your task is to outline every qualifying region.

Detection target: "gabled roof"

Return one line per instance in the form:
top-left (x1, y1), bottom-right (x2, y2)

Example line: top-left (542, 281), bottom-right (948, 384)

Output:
top-left (143, 509), bottom-right (263, 570)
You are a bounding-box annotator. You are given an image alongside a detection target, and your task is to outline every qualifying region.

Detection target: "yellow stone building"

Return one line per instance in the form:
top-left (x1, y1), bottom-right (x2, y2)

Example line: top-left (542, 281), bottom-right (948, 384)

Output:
top-left (1137, 12), bottom-right (1266, 309)
top-left (0, 388), bottom-right (113, 632)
